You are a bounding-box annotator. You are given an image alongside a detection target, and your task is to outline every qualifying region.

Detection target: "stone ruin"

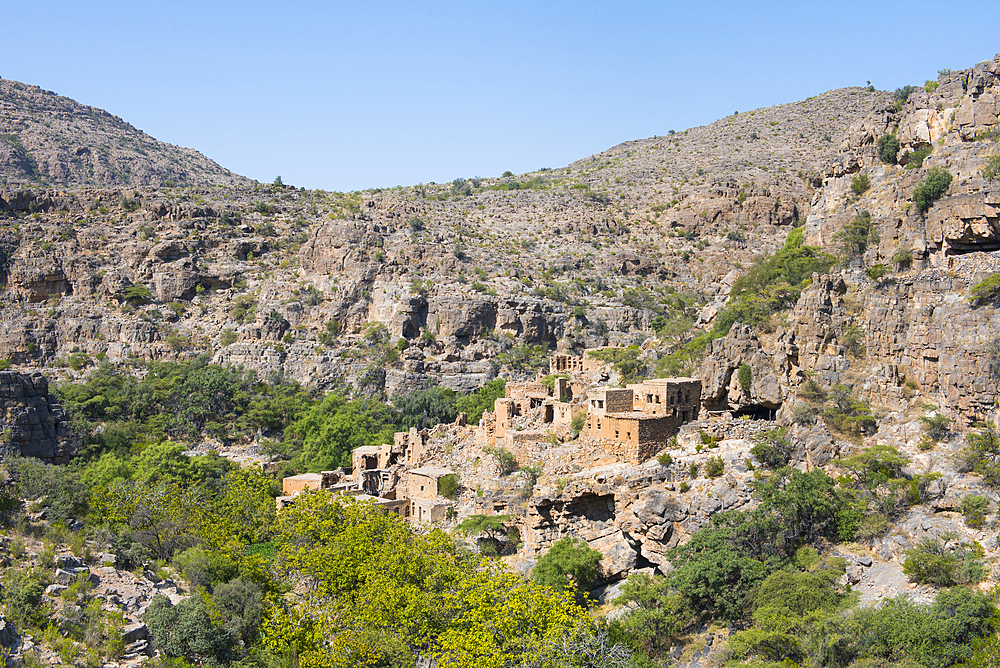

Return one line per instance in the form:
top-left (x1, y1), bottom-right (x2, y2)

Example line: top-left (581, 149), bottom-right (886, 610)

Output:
top-left (277, 426), bottom-right (454, 522)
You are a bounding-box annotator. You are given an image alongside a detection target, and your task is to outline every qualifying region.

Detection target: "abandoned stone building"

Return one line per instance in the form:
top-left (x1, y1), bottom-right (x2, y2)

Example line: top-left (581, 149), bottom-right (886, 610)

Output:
top-left (278, 429), bottom-right (453, 524)
top-left (584, 378), bottom-right (701, 464)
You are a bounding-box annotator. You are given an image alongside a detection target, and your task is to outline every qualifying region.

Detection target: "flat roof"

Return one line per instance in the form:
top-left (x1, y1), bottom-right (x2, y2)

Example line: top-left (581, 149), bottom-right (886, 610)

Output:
top-left (283, 473), bottom-right (323, 481)
top-left (631, 377), bottom-right (699, 384)
top-left (604, 411), bottom-right (673, 420)
top-left (408, 466), bottom-right (452, 478)
top-left (353, 445), bottom-right (380, 453)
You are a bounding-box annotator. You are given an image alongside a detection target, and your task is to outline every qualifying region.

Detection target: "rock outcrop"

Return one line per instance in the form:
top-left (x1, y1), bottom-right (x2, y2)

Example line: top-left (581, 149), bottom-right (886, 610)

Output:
top-left (0, 372), bottom-right (78, 463)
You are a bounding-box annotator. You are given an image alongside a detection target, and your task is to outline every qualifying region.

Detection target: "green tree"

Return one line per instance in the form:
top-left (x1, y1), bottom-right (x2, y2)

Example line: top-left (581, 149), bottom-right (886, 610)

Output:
top-left (393, 385), bottom-right (458, 430)
top-left (286, 393), bottom-right (397, 470)
top-left (532, 537), bottom-right (603, 593)
top-left (877, 134), bottom-right (900, 163)
top-left (455, 379), bottom-right (506, 425)
top-left (834, 210), bottom-right (875, 260)
top-left (144, 595), bottom-right (236, 664)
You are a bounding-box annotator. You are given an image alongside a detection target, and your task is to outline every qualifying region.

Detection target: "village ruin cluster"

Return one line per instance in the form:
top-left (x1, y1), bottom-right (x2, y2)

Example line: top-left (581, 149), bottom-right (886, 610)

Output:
top-left (277, 350), bottom-right (702, 526)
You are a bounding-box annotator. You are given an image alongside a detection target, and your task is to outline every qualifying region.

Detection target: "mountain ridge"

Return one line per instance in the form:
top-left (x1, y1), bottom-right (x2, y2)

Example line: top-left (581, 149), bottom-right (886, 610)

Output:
top-left (0, 78), bottom-right (251, 188)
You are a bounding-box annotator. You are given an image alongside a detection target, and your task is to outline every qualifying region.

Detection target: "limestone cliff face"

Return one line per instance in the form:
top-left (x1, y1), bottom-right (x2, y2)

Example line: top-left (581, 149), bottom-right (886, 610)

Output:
top-left (0, 371), bottom-right (77, 463)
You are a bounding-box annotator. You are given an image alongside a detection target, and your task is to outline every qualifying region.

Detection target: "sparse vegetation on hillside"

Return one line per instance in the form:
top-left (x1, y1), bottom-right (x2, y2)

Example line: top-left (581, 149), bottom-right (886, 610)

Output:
top-left (913, 166), bottom-right (953, 214)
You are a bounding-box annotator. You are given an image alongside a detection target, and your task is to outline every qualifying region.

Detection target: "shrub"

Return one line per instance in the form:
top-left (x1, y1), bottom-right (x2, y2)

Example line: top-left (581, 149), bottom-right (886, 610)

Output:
top-left (906, 145), bottom-right (932, 169)
top-left (902, 534), bottom-right (985, 586)
top-left (737, 363), bottom-right (752, 393)
top-left (570, 413), bottom-right (586, 436)
top-left (704, 455), bottom-right (724, 478)
top-left (877, 134), bottom-right (900, 164)
top-left (868, 263), bottom-right (889, 280)
top-left (483, 446), bottom-right (518, 476)
top-left (982, 152), bottom-right (1000, 181)
top-left (958, 424), bottom-right (1000, 488)
top-left (230, 295), bottom-right (256, 323)
top-left (961, 494), bottom-right (991, 528)
top-left (1, 567), bottom-right (46, 626)
top-left (920, 413), bottom-right (952, 442)
top-left (219, 329), bottom-right (237, 346)
top-left (437, 473), bottom-right (460, 500)
top-left (969, 273), bottom-right (1000, 306)
top-left (124, 284), bottom-right (152, 306)
top-left (531, 537), bottom-right (602, 593)
top-left (913, 166), bottom-right (953, 214)
top-left (455, 379), bottom-right (507, 425)
top-left (457, 514), bottom-right (517, 555)
top-left (173, 546), bottom-right (238, 591)
top-left (143, 595), bottom-right (236, 663)
top-left (657, 452), bottom-right (673, 467)
top-left (835, 210), bottom-right (875, 260)
top-left (821, 384), bottom-right (877, 442)
top-left (851, 172), bottom-right (870, 195)
top-left (892, 248), bottom-right (913, 267)
top-left (713, 227), bottom-right (835, 337)
top-left (750, 428), bottom-right (793, 469)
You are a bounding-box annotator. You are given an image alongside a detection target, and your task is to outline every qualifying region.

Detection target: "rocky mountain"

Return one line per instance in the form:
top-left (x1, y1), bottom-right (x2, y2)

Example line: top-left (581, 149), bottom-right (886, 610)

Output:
top-left (0, 79), bottom-right (250, 188)
top-left (0, 49), bottom-right (1000, 668)
top-left (0, 54), bottom-right (996, 453)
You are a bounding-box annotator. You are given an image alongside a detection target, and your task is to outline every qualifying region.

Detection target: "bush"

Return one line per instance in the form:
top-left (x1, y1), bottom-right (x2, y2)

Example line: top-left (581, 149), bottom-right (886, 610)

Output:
top-left (958, 424), bottom-right (1000, 488)
top-left (144, 595), bottom-right (236, 663)
top-left (1, 567), bottom-right (46, 626)
top-left (970, 273), bottom-right (1000, 306)
top-left (983, 152), bottom-right (1000, 181)
top-left (914, 166), bottom-right (953, 214)
top-left (437, 473), bottom-right (460, 500)
top-left (124, 284), bottom-right (152, 306)
top-left (457, 514), bottom-right (517, 556)
top-left (851, 172), bottom-right (870, 195)
top-left (920, 413), bottom-right (952, 442)
top-left (737, 363), bottom-right (752, 393)
top-left (835, 210), bottom-right (875, 260)
top-left (961, 494), bottom-right (991, 528)
top-left (902, 534), bottom-right (985, 586)
top-left (212, 577), bottom-right (263, 647)
top-left (906, 145), bottom-right (932, 169)
top-left (750, 428), bottom-right (793, 469)
top-left (877, 134), bottom-right (900, 164)
top-left (868, 264), bottom-right (889, 280)
top-left (173, 546), bottom-right (238, 591)
top-left (821, 385), bottom-right (877, 442)
top-left (704, 455), bottom-right (724, 478)
top-left (455, 379), bottom-right (506, 425)
top-left (484, 446), bottom-right (518, 476)
top-left (892, 248), bottom-right (913, 267)
top-left (393, 385), bottom-right (458, 430)
top-left (531, 537), bottom-right (603, 593)
top-left (714, 227), bottom-right (835, 336)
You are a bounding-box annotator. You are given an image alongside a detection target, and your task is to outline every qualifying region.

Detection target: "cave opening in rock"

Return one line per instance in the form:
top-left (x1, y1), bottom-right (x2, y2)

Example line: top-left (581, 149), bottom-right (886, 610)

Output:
top-left (731, 404), bottom-right (777, 420)
top-left (948, 240), bottom-right (1000, 255)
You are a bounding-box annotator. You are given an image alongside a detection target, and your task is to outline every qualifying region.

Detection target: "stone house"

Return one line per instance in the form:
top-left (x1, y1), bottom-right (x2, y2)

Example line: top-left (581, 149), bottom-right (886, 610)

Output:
top-left (407, 466), bottom-right (453, 499)
top-left (584, 378), bottom-right (701, 464)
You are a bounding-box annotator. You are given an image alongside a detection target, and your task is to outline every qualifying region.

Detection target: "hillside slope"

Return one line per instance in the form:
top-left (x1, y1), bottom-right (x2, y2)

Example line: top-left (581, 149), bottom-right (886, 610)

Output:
top-left (0, 79), bottom-right (251, 188)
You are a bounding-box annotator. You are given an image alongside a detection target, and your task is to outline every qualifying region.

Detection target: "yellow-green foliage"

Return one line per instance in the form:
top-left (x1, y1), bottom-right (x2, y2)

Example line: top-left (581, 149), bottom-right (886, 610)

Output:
top-left (269, 493), bottom-right (592, 668)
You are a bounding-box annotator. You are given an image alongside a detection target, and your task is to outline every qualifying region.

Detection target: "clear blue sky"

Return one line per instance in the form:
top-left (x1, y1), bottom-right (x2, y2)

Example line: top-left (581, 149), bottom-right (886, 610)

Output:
top-left (3, 1), bottom-right (998, 191)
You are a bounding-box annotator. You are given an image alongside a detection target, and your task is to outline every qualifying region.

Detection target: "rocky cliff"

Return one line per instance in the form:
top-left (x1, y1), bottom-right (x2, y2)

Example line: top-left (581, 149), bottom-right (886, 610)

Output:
top-left (0, 371), bottom-right (77, 463)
